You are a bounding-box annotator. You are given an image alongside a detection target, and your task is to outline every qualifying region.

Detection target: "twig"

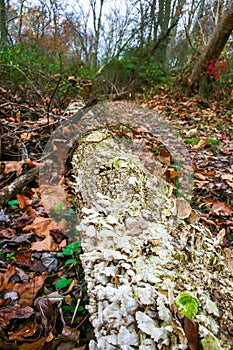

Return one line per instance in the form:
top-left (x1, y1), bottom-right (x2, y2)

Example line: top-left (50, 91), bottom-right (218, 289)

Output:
top-left (0, 167), bottom-right (39, 207)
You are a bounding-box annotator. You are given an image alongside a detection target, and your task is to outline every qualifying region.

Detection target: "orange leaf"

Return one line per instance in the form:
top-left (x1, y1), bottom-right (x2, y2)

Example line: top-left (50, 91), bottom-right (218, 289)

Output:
top-left (16, 194), bottom-right (32, 209)
top-left (16, 110), bottom-right (21, 123)
top-left (199, 171), bottom-right (215, 176)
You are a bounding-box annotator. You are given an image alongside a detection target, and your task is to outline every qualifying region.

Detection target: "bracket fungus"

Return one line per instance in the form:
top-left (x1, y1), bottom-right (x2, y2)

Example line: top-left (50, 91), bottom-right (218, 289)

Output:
top-left (71, 127), bottom-right (233, 349)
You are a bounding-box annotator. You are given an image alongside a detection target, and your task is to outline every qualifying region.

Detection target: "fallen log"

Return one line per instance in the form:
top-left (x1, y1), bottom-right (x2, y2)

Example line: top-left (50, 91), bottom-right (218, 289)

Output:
top-left (71, 127), bottom-right (233, 350)
top-left (39, 102), bottom-right (233, 349)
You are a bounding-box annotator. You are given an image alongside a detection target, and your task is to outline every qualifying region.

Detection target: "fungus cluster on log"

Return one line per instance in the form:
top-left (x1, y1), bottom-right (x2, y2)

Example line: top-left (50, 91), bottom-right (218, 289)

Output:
top-left (70, 106), bottom-right (233, 349)
top-left (40, 102), bottom-right (233, 349)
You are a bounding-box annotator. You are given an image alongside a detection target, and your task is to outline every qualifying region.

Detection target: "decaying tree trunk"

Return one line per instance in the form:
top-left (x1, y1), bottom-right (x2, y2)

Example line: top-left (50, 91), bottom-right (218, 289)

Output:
top-left (71, 127), bottom-right (233, 349)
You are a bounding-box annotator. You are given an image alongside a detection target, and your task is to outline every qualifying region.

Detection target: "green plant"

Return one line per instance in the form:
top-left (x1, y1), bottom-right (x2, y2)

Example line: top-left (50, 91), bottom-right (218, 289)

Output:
top-left (54, 201), bottom-right (77, 222)
top-left (57, 241), bottom-right (81, 264)
top-left (6, 253), bottom-right (15, 261)
top-left (206, 137), bottom-right (220, 150)
top-left (184, 138), bottom-right (200, 145)
top-left (175, 292), bottom-right (199, 320)
top-left (8, 199), bottom-right (19, 209)
top-left (55, 277), bottom-right (73, 289)
top-left (56, 241), bottom-right (82, 292)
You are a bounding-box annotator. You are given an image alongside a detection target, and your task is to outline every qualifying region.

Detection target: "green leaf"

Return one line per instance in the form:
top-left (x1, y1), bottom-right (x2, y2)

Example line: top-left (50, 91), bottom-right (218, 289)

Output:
top-left (8, 199), bottom-right (19, 208)
top-left (62, 305), bottom-right (76, 313)
top-left (63, 241), bottom-right (81, 255)
top-left (63, 208), bottom-right (76, 216)
top-left (56, 252), bottom-right (64, 258)
top-left (184, 138), bottom-right (199, 144)
top-left (55, 202), bottom-right (65, 213)
top-left (65, 258), bottom-right (78, 265)
top-left (174, 292), bottom-right (199, 320)
top-left (55, 277), bottom-right (73, 289)
top-left (78, 305), bottom-right (87, 314)
top-left (71, 198), bottom-right (77, 207)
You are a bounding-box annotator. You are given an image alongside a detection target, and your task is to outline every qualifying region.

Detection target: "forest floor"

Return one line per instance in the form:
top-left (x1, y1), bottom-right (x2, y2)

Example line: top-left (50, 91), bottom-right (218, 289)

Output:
top-left (0, 87), bottom-right (233, 349)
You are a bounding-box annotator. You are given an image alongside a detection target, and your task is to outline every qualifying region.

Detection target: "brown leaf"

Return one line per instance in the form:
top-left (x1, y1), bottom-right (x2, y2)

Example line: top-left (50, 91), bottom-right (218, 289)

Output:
top-left (15, 111), bottom-right (21, 123)
top-left (12, 215), bottom-right (35, 229)
top-left (212, 201), bottom-right (233, 216)
top-left (224, 248), bottom-right (233, 276)
top-left (30, 234), bottom-right (66, 252)
top-left (0, 265), bottom-right (17, 292)
top-left (2, 161), bottom-right (24, 176)
top-left (176, 198), bottom-right (192, 220)
top-left (40, 184), bottom-right (67, 212)
top-left (23, 217), bottom-right (58, 238)
top-left (12, 273), bottom-right (47, 306)
top-left (158, 149), bottom-right (171, 165)
top-left (8, 321), bottom-right (39, 341)
top-left (183, 317), bottom-right (199, 350)
top-left (36, 298), bottom-right (57, 334)
top-left (14, 252), bottom-right (45, 273)
top-left (195, 172), bottom-right (208, 181)
top-left (0, 305), bottom-right (34, 328)
top-left (0, 338), bottom-right (47, 350)
top-left (222, 174), bottom-right (233, 189)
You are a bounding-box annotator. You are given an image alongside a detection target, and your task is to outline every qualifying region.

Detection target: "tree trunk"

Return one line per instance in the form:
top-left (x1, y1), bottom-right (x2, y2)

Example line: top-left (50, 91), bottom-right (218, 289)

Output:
top-left (69, 103), bottom-right (233, 350)
top-left (0, 0), bottom-right (7, 46)
top-left (190, 0), bottom-right (233, 91)
top-left (89, 0), bottom-right (104, 67)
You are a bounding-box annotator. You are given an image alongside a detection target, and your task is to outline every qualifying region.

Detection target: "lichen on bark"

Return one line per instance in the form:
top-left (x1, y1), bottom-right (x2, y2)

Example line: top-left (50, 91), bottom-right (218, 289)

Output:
top-left (71, 128), bottom-right (233, 349)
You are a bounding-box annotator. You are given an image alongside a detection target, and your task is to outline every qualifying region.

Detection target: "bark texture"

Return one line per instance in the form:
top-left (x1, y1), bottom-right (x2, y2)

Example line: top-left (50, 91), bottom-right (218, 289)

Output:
top-left (190, 0), bottom-right (233, 90)
top-left (71, 126), bottom-right (233, 349)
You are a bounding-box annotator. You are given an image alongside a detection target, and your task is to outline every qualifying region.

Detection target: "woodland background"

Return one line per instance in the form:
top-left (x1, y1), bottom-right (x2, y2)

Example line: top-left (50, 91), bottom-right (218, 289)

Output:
top-left (0, 1), bottom-right (233, 349)
top-left (0, 0), bottom-right (232, 103)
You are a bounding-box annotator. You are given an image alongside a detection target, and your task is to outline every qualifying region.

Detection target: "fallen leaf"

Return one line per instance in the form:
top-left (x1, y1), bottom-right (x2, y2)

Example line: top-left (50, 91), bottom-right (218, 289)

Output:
top-left (30, 234), bottom-right (66, 252)
top-left (176, 198), bottom-right (192, 219)
top-left (158, 149), bottom-right (171, 165)
top-left (36, 297), bottom-right (57, 334)
top-left (23, 217), bottom-right (58, 237)
top-left (40, 184), bottom-right (68, 212)
top-left (224, 248), bottom-right (233, 276)
top-left (2, 161), bottom-right (24, 175)
top-left (8, 321), bottom-right (40, 341)
top-left (193, 137), bottom-right (208, 151)
top-left (12, 273), bottom-right (47, 306)
top-left (0, 265), bottom-right (17, 292)
top-left (221, 174), bottom-right (233, 188)
top-left (213, 228), bottom-right (226, 247)
top-left (211, 201), bottom-right (233, 216)
top-left (16, 194), bottom-right (32, 209)
top-left (0, 305), bottom-right (34, 328)
top-left (183, 317), bottom-right (199, 350)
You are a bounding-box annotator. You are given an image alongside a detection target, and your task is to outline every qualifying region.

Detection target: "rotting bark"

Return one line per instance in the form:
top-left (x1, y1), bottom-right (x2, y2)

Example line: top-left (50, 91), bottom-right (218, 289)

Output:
top-left (71, 129), bottom-right (233, 349)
